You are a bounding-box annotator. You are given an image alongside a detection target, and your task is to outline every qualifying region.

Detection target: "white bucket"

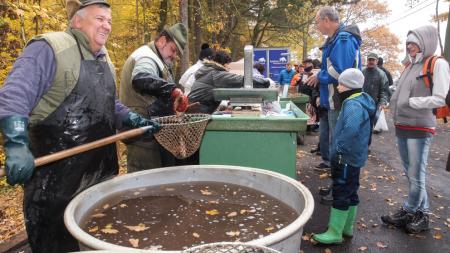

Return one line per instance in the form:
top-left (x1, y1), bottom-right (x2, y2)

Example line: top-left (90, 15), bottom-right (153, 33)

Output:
top-left (64, 165), bottom-right (314, 253)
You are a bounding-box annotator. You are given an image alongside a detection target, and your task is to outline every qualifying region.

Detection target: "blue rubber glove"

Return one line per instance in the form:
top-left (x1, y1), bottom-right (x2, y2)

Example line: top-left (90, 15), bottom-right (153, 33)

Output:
top-left (122, 112), bottom-right (161, 135)
top-left (0, 116), bottom-right (35, 186)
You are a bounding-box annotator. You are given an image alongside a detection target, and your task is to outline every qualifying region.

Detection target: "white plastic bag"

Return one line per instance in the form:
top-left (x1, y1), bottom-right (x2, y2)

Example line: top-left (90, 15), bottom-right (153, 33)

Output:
top-left (374, 109), bottom-right (388, 132)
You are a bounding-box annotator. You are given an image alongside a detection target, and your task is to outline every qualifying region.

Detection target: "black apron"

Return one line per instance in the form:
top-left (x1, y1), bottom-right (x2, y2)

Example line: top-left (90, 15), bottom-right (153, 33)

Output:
top-left (25, 37), bottom-right (118, 253)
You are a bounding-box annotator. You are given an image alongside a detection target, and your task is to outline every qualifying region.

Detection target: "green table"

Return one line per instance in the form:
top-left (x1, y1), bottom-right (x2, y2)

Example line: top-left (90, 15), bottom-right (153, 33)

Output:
top-left (280, 94), bottom-right (309, 112)
top-left (199, 101), bottom-right (308, 178)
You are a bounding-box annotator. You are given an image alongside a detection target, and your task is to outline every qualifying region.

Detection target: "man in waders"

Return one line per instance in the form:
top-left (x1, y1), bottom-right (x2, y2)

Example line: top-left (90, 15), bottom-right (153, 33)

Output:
top-left (0, 1), bottom-right (159, 252)
top-left (119, 23), bottom-right (189, 172)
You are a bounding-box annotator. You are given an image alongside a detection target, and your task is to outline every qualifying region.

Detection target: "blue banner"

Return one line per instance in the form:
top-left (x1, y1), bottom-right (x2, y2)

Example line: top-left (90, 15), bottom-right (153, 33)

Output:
top-left (268, 49), bottom-right (289, 83)
top-left (253, 50), bottom-right (268, 77)
top-left (252, 48), bottom-right (289, 82)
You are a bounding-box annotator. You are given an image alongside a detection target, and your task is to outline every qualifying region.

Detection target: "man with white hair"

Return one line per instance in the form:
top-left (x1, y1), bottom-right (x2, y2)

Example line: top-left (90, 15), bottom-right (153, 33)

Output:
top-left (0, 1), bottom-right (159, 251)
top-left (306, 6), bottom-right (362, 172)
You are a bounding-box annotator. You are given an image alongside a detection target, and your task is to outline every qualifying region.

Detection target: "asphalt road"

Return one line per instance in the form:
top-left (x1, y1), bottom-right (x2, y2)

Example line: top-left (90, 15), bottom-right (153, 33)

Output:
top-left (299, 110), bottom-right (450, 253)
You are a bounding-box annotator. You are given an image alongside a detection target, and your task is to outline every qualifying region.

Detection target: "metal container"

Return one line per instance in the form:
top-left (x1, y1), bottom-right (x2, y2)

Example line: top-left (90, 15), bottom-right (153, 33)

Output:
top-left (243, 45), bottom-right (254, 89)
top-left (65, 165), bottom-right (314, 253)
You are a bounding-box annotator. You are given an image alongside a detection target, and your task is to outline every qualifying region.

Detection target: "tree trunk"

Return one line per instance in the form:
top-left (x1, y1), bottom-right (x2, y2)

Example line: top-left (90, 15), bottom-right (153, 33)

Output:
top-left (140, 0), bottom-right (150, 43)
top-left (436, 0), bottom-right (444, 55)
top-left (194, 0), bottom-right (202, 57)
top-left (180, 0), bottom-right (190, 73)
top-left (136, 0), bottom-right (140, 43)
top-left (302, 26), bottom-right (308, 60)
top-left (34, 0), bottom-right (41, 35)
top-left (444, 5), bottom-right (450, 62)
top-left (157, 0), bottom-right (169, 33)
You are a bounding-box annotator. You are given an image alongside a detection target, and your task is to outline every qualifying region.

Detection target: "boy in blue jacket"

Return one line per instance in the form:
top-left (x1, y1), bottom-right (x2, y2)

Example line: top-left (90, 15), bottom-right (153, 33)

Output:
top-left (313, 68), bottom-right (376, 244)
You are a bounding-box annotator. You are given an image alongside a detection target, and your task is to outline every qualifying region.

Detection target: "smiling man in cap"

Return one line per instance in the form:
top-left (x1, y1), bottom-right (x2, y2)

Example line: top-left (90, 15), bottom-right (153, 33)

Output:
top-left (362, 52), bottom-right (389, 113)
top-left (120, 23), bottom-right (189, 172)
top-left (0, 1), bottom-right (161, 252)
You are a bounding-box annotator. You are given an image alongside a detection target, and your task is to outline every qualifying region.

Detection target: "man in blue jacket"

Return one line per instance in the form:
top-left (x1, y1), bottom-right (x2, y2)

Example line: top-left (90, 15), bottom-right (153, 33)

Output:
top-left (278, 62), bottom-right (296, 96)
top-left (306, 6), bottom-right (362, 206)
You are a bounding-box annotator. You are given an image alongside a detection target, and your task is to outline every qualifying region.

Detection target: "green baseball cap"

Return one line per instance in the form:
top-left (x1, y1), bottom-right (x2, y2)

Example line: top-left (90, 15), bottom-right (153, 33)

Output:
top-left (66, 0), bottom-right (110, 20)
top-left (163, 23), bottom-right (188, 54)
top-left (367, 52), bottom-right (378, 60)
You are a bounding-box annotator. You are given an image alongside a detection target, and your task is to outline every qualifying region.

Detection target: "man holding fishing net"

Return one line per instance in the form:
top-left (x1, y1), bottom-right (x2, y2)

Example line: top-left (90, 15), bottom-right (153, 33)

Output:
top-left (0, 1), bottom-right (160, 252)
top-left (119, 23), bottom-right (190, 171)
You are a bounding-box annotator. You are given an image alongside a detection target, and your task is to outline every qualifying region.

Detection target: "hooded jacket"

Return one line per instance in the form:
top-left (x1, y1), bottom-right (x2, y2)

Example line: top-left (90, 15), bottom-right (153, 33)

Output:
top-left (188, 60), bottom-right (270, 113)
top-left (318, 24), bottom-right (362, 110)
top-left (330, 92), bottom-right (376, 167)
top-left (390, 25), bottom-right (450, 133)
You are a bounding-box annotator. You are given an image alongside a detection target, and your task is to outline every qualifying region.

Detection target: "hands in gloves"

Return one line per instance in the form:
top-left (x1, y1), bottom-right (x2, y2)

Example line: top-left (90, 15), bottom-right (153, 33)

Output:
top-left (0, 116), bottom-right (35, 186)
top-left (171, 88), bottom-right (189, 113)
top-left (122, 112), bottom-right (161, 135)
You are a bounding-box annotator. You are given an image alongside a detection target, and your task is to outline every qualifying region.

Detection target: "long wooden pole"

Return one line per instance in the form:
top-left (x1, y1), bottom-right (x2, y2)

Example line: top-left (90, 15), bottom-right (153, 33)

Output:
top-left (0, 126), bottom-right (152, 178)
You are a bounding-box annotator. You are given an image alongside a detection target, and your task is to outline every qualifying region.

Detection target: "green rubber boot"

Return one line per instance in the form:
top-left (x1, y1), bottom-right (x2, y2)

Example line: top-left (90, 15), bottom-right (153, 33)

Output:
top-left (343, 205), bottom-right (358, 237)
top-left (313, 208), bottom-right (349, 244)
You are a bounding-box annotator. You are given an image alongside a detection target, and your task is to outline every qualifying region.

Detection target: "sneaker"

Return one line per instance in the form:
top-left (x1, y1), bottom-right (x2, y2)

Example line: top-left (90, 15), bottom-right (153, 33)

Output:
top-left (314, 163), bottom-right (330, 172)
top-left (381, 208), bottom-right (414, 228)
top-left (405, 211), bottom-right (429, 234)
top-left (310, 148), bottom-right (319, 153)
top-left (319, 186), bottom-right (331, 196)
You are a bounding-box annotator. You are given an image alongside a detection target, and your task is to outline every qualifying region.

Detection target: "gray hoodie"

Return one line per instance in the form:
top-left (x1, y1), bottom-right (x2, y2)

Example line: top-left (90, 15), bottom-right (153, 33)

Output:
top-left (390, 25), bottom-right (449, 132)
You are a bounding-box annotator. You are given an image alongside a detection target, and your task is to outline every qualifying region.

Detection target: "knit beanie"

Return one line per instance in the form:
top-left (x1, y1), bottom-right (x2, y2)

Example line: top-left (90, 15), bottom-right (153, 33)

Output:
top-left (406, 33), bottom-right (422, 50)
top-left (198, 43), bottom-right (214, 60)
top-left (338, 68), bottom-right (364, 89)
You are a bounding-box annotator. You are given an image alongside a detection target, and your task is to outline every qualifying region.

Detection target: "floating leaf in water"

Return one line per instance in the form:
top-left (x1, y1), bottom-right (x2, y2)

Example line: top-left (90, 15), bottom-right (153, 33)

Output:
top-left (200, 189), bottom-right (212, 195)
top-left (101, 228), bottom-right (119, 234)
top-left (129, 238), bottom-right (139, 247)
top-left (165, 187), bottom-right (175, 191)
top-left (192, 232), bottom-right (200, 238)
top-left (226, 231), bottom-right (240, 237)
top-left (103, 204), bottom-right (110, 209)
top-left (205, 209), bottom-right (219, 215)
top-left (88, 226), bottom-right (98, 232)
top-left (91, 213), bottom-right (106, 218)
top-left (209, 200), bottom-right (219, 204)
top-left (124, 223), bottom-right (149, 232)
top-left (227, 212), bottom-right (237, 217)
top-left (240, 209), bottom-right (247, 215)
top-left (120, 204), bottom-right (127, 208)
top-left (265, 226), bottom-right (274, 232)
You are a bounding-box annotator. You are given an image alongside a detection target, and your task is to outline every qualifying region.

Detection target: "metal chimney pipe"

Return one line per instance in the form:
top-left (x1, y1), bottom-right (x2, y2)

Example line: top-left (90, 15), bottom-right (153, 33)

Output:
top-left (244, 45), bottom-right (254, 89)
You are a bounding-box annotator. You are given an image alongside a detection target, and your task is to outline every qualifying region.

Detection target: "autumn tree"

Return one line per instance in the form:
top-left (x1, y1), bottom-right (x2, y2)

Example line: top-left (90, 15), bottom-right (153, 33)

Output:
top-left (340, 0), bottom-right (402, 76)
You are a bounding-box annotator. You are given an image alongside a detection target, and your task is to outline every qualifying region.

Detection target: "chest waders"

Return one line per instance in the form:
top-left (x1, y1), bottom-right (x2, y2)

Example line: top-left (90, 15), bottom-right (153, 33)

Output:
top-left (24, 36), bottom-right (118, 253)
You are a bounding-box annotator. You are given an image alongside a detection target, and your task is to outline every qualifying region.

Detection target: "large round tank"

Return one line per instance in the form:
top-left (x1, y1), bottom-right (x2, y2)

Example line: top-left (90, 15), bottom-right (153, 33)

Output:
top-left (64, 165), bottom-right (314, 253)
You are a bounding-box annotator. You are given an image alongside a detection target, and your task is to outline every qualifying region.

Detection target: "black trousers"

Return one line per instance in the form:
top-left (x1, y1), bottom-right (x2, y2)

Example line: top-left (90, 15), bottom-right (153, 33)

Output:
top-left (331, 162), bottom-right (361, 210)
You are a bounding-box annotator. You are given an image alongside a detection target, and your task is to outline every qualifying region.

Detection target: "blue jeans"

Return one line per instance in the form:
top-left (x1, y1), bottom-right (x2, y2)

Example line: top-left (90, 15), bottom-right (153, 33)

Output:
top-left (328, 109), bottom-right (340, 160)
top-left (319, 110), bottom-right (330, 164)
top-left (397, 136), bottom-right (432, 213)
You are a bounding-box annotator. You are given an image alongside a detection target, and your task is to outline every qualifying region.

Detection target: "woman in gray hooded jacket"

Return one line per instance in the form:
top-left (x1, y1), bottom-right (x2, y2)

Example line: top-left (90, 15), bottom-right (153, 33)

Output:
top-left (381, 25), bottom-right (450, 234)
